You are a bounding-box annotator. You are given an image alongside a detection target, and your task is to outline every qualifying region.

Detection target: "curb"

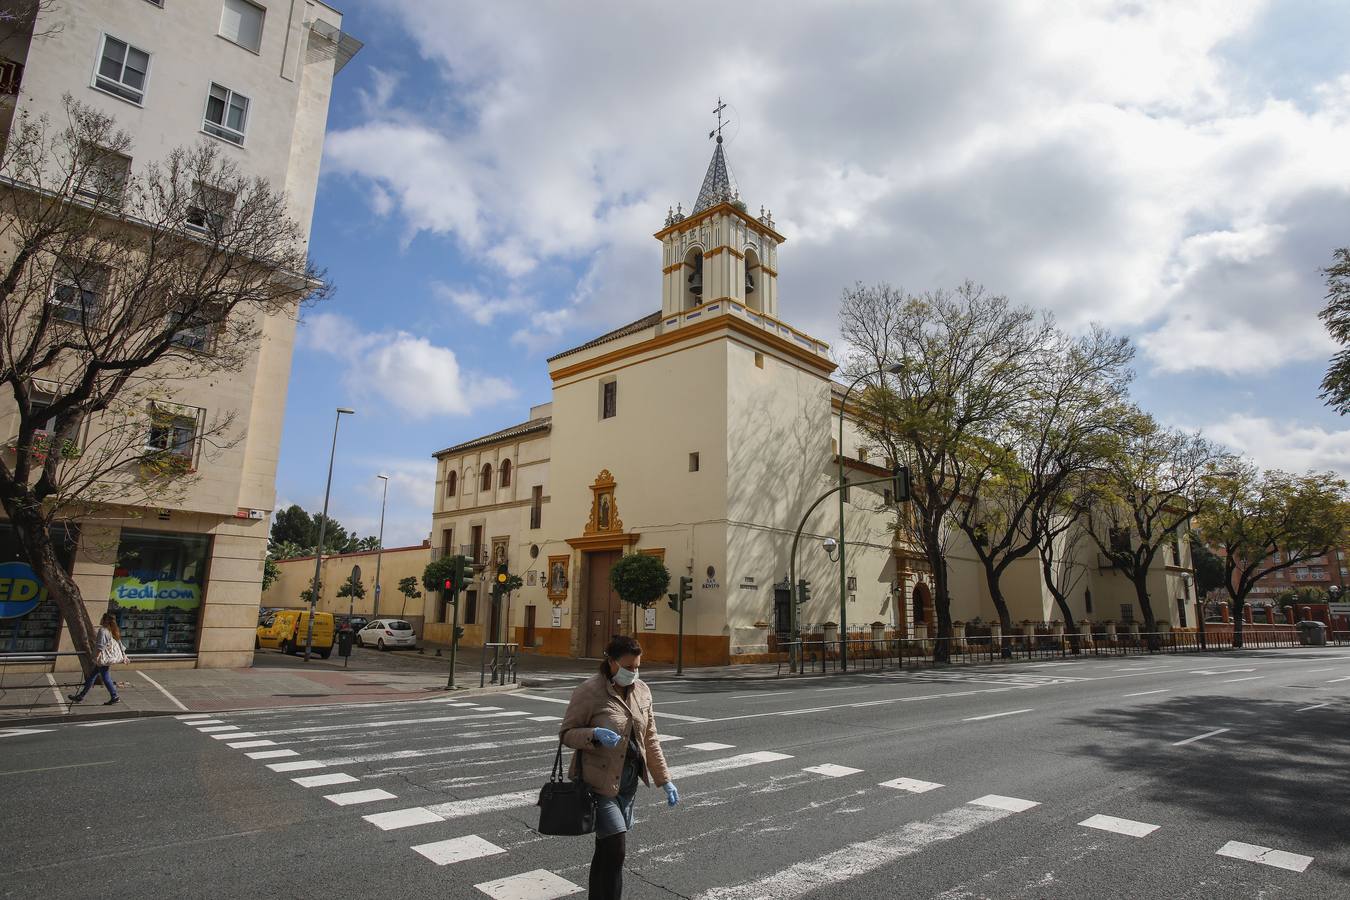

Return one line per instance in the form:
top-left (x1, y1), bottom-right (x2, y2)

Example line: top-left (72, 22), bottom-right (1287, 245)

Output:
top-left (1, 683), bottom-right (524, 727)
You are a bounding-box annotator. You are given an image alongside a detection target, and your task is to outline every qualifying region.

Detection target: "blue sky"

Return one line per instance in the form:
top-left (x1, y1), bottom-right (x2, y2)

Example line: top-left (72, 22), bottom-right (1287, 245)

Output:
top-left (278, 0), bottom-right (1350, 547)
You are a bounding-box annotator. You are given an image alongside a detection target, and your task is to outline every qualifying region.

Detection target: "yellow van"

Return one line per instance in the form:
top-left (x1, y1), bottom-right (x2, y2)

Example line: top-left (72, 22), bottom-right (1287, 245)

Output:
top-left (256, 610), bottom-right (335, 658)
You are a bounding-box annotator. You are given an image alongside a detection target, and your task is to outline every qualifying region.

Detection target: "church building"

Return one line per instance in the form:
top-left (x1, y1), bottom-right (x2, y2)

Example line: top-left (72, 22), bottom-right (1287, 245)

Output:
top-left (427, 129), bottom-right (1193, 665)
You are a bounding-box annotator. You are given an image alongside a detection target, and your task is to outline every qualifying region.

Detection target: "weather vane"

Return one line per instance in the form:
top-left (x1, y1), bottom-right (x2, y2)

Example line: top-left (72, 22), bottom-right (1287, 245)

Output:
top-left (709, 96), bottom-right (727, 143)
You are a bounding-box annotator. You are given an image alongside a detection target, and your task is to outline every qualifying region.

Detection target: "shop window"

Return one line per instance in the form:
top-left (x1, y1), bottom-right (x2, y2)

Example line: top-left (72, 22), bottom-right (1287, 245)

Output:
top-left (108, 529), bottom-right (210, 654)
top-left (0, 524), bottom-right (76, 654)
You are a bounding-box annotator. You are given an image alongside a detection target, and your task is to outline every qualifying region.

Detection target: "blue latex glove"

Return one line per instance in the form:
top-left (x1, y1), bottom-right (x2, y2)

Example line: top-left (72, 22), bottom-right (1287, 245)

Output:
top-left (593, 727), bottom-right (621, 748)
top-left (663, 782), bottom-right (679, 807)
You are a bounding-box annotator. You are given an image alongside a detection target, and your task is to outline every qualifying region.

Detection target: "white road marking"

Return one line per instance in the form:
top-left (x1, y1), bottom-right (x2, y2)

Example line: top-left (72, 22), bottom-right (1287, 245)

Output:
top-left (963, 709), bottom-right (1032, 721)
top-left (813, 686), bottom-right (855, 692)
top-left (730, 691), bottom-right (792, 700)
top-left (74, 720), bottom-right (141, 728)
top-left (656, 735), bottom-right (682, 742)
top-left (803, 764), bottom-right (863, 778)
top-left (1079, 814), bottom-right (1160, 837)
top-left (364, 806), bottom-right (444, 831)
top-left (1221, 676), bottom-right (1264, 683)
top-left (175, 713), bottom-right (211, 720)
top-left (1297, 702), bottom-right (1331, 712)
top-left (311, 735), bottom-right (556, 768)
top-left (1123, 689), bottom-right (1170, 697)
top-left (211, 731), bottom-right (259, 740)
top-left (227, 740), bottom-right (277, 749)
top-left (474, 868), bottom-right (583, 899)
top-left (325, 788), bottom-right (397, 806)
top-left (292, 772), bottom-right (359, 788)
top-left (474, 706), bottom-right (504, 712)
top-left (0, 727), bottom-right (56, 738)
top-left (512, 693), bottom-right (571, 705)
top-left (137, 671), bottom-right (189, 711)
top-left (412, 834), bottom-right (506, 866)
top-left (1172, 728), bottom-right (1230, 746)
top-left (267, 760), bottom-right (328, 773)
top-left (1327, 676), bottom-right (1350, 684)
top-left (1217, 840), bottom-right (1313, 873)
top-left (44, 673), bottom-right (68, 715)
top-left (187, 719), bottom-right (223, 725)
top-left (968, 795), bottom-right (1040, 813)
top-left (686, 742), bottom-right (735, 751)
top-left (197, 725), bottom-right (239, 733)
top-left (879, 777), bottom-right (943, 793)
top-left (666, 751), bottom-right (794, 781)
top-left (697, 802), bottom-right (1023, 899)
top-left (1190, 668), bottom-right (1255, 676)
top-left (246, 749), bottom-right (299, 760)
top-left (655, 710), bottom-right (712, 723)
top-left (251, 710), bottom-right (532, 737)
top-left (528, 716), bottom-right (562, 722)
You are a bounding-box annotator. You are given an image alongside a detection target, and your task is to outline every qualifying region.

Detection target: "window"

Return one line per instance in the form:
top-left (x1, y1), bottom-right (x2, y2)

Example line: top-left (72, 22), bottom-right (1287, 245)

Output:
top-left (1109, 527), bottom-right (1131, 554)
top-left (480, 463), bottom-right (493, 492)
top-left (0, 59), bottom-right (24, 95)
top-left (500, 459), bottom-right (512, 488)
top-left (1084, 588), bottom-right (1093, 615)
top-left (146, 404), bottom-right (198, 461)
top-left (50, 261), bottom-right (105, 325)
top-left (186, 183), bottom-right (233, 234)
top-left (219, 0), bottom-right (265, 53)
top-left (168, 305), bottom-right (214, 352)
top-left (95, 35), bottom-right (150, 104)
top-left (754, 352), bottom-right (764, 369)
top-left (110, 529), bottom-right (209, 653)
top-left (441, 529), bottom-right (453, 558)
top-left (203, 83), bottom-right (250, 145)
top-left (470, 525), bottom-right (483, 563)
top-left (530, 485), bottom-right (543, 530)
top-left (464, 589), bottom-right (478, 625)
top-left (75, 144), bottom-right (130, 203)
top-left (601, 379), bottom-right (617, 419)
top-left (689, 452), bottom-right (700, 472)
top-left (446, 469), bottom-right (457, 497)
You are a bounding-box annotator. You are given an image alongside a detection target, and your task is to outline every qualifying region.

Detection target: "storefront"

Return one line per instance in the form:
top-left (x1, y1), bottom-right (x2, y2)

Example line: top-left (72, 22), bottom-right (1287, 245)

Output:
top-left (0, 524), bottom-right (76, 654)
top-left (108, 529), bottom-right (211, 654)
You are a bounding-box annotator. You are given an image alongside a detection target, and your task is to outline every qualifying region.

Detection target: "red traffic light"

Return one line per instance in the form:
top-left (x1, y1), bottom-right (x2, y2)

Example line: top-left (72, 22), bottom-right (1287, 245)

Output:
top-left (444, 578), bottom-right (453, 590)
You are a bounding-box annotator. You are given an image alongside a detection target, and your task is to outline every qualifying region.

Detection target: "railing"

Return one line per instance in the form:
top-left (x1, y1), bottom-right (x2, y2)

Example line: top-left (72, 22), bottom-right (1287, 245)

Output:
top-left (774, 625), bottom-right (1312, 675)
top-left (480, 642), bottom-right (518, 687)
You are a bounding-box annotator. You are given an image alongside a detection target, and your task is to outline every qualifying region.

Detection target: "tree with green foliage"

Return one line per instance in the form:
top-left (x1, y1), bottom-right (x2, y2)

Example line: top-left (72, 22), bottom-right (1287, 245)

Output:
top-left (336, 578), bottom-right (366, 601)
top-left (1189, 540), bottom-right (1226, 598)
top-left (1318, 247), bottom-right (1350, 414)
top-left (423, 555), bottom-right (463, 597)
top-left (1197, 464), bottom-right (1349, 646)
top-left (397, 576), bottom-right (422, 617)
top-left (610, 553), bottom-right (670, 609)
top-left (262, 555), bottom-right (280, 593)
top-left (268, 504), bottom-right (374, 557)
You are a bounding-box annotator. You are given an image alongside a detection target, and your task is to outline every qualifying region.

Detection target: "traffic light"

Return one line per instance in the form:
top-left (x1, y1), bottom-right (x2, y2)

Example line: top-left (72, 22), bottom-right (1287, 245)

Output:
top-left (679, 576), bottom-right (693, 606)
top-left (496, 563), bottom-right (508, 584)
top-left (796, 578), bottom-right (812, 606)
top-left (892, 464), bottom-right (910, 503)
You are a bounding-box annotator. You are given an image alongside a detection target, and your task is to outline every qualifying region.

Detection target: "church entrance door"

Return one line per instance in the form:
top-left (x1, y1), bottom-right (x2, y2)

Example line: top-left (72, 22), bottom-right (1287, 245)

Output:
top-left (584, 550), bottom-right (624, 657)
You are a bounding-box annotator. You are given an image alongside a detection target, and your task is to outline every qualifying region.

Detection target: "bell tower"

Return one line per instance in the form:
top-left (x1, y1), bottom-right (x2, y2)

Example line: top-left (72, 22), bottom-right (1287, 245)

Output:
top-left (655, 100), bottom-right (783, 319)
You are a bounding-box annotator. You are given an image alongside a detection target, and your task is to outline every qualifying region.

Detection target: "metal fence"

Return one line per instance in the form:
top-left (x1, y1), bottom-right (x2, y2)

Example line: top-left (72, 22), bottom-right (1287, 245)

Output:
top-left (775, 624), bottom-right (1330, 676)
top-left (480, 642), bottom-right (518, 687)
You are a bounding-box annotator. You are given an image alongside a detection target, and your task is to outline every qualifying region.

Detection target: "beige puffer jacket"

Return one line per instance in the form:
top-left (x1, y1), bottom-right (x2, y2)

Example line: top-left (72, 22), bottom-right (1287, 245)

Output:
top-left (560, 672), bottom-right (671, 798)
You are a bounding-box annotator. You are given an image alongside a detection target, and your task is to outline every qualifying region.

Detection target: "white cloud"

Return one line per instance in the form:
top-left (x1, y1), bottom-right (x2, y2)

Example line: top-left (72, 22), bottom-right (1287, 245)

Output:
top-left (432, 283), bottom-right (533, 326)
top-left (298, 312), bottom-right (515, 417)
top-left (1192, 413), bottom-right (1350, 474)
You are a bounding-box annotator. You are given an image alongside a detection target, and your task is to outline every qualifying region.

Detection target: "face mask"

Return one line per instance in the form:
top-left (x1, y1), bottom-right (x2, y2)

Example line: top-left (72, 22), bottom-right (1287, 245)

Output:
top-left (612, 666), bottom-right (638, 688)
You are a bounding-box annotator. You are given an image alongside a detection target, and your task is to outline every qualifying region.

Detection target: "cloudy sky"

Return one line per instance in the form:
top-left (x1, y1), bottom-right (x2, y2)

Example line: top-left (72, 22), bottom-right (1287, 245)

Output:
top-left (282, 0), bottom-right (1350, 547)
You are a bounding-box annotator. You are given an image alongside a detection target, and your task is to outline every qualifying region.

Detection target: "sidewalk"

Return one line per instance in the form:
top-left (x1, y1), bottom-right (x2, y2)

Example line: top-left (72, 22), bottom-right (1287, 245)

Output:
top-left (0, 662), bottom-right (517, 727)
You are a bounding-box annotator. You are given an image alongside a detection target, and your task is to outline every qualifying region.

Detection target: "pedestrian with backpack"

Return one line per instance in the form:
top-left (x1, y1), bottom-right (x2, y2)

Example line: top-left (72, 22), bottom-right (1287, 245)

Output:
top-left (558, 635), bottom-right (679, 899)
top-left (69, 613), bottom-right (126, 706)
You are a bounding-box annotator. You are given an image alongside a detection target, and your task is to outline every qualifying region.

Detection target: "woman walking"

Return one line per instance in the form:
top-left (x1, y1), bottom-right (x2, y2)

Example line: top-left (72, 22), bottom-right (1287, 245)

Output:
top-left (560, 635), bottom-right (679, 899)
top-left (68, 613), bottom-right (124, 706)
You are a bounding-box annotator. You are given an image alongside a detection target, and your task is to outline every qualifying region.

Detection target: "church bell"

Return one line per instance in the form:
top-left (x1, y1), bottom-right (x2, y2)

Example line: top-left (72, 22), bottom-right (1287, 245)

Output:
top-left (688, 255), bottom-right (703, 296)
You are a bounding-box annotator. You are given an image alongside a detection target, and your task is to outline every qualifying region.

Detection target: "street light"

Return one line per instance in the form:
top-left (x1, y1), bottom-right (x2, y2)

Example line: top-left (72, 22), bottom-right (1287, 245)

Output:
top-left (837, 361), bottom-right (904, 671)
top-left (373, 473), bottom-right (389, 619)
top-left (305, 406), bottom-right (354, 661)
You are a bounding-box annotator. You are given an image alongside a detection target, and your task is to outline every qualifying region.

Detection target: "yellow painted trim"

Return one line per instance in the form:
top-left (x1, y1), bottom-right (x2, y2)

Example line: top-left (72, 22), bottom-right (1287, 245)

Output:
top-left (704, 245), bottom-right (745, 260)
top-left (566, 532), bottom-right (640, 551)
top-left (662, 261), bottom-right (686, 274)
top-left (653, 201), bottom-right (787, 244)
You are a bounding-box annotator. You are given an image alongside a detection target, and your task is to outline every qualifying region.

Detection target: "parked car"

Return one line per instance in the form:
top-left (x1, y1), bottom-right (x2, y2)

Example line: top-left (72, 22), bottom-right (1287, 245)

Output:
top-left (337, 615), bottom-right (369, 634)
top-left (257, 610), bottom-right (335, 658)
top-left (356, 619), bottom-right (417, 651)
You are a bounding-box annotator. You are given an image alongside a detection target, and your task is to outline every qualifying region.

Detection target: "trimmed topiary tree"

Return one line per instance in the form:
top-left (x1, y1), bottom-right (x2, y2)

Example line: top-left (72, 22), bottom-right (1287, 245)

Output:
top-left (610, 552), bottom-right (671, 632)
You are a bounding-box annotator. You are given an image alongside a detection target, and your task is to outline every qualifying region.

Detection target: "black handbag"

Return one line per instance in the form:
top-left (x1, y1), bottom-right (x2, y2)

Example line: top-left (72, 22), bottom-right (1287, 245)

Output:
top-left (537, 740), bottom-right (596, 836)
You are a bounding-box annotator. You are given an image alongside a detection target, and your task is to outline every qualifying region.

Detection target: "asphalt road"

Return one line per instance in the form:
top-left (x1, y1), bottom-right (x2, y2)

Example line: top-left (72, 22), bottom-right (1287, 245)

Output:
top-left (3, 648), bottom-right (1349, 899)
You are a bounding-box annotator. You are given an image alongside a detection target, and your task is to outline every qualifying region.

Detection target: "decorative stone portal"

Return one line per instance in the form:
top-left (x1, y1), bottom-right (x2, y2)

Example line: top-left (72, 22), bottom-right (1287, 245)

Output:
top-left (566, 470), bottom-right (639, 657)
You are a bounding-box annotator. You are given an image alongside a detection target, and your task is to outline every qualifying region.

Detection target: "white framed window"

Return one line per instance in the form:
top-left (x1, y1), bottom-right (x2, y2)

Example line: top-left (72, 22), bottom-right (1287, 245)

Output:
top-left (75, 143), bottom-right (131, 203)
top-left (219, 0), bottom-right (265, 53)
top-left (186, 182), bottom-right (234, 234)
top-left (146, 404), bottom-right (200, 461)
top-left (94, 34), bottom-right (150, 104)
top-left (50, 261), bottom-right (105, 325)
top-left (168, 306), bottom-right (214, 352)
top-left (203, 83), bottom-right (250, 145)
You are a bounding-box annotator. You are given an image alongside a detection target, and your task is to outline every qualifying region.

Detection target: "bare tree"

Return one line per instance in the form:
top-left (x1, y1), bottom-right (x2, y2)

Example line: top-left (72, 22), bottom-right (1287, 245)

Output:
top-left (842, 282), bottom-right (1051, 661)
top-left (1082, 413), bottom-right (1231, 640)
top-left (1197, 464), bottom-right (1349, 646)
top-left (0, 98), bottom-right (327, 671)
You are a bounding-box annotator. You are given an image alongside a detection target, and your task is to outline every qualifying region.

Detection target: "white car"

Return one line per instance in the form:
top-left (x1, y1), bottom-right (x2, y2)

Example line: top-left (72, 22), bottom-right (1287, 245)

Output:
top-left (356, 619), bottom-right (417, 651)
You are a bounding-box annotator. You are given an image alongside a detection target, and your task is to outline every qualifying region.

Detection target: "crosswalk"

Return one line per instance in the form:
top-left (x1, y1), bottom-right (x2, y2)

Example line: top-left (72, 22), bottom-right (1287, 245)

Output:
top-left (173, 696), bottom-right (1326, 899)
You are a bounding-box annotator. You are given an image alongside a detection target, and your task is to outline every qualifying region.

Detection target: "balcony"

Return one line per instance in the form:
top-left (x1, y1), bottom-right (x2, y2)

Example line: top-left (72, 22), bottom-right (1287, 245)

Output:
top-left (659, 300), bottom-right (830, 359)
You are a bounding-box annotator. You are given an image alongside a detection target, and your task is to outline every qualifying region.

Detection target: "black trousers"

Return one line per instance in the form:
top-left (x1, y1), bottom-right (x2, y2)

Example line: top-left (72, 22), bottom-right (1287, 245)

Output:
top-left (589, 831), bottom-right (625, 899)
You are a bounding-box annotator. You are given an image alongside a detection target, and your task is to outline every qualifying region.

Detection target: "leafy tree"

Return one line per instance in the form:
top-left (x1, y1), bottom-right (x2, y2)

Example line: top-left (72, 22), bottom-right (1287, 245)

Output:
top-left (262, 555), bottom-right (280, 593)
top-left (1082, 412), bottom-right (1232, 640)
top-left (269, 504), bottom-right (314, 551)
top-left (1318, 247), bottom-right (1350, 414)
top-left (0, 99), bottom-right (326, 672)
top-left (610, 553), bottom-right (670, 608)
top-left (355, 535), bottom-right (382, 552)
top-left (423, 555), bottom-right (461, 596)
top-left (1190, 541), bottom-right (1226, 597)
top-left (1274, 586), bottom-right (1329, 606)
top-left (843, 282), bottom-right (1052, 661)
top-left (270, 540), bottom-right (306, 561)
top-left (396, 575), bottom-right (422, 617)
top-left (336, 578), bottom-right (366, 600)
top-left (1197, 465), bottom-right (1349, 646)
top-left (268, 503), bottom-right (370, 557)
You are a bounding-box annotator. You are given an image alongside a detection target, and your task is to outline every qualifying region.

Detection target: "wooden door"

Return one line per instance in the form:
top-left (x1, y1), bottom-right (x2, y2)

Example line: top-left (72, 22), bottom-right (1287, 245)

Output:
top-left (585, 550), bottom-right (623, 657)
top-left (524, 605), bottom-right (536, 648)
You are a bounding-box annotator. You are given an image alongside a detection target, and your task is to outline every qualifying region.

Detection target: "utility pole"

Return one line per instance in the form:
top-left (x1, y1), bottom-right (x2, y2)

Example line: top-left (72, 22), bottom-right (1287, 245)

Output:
top-left (373, 473), bottom-right (388, 619)
top-left (306, 407), bottom-right (354, 661)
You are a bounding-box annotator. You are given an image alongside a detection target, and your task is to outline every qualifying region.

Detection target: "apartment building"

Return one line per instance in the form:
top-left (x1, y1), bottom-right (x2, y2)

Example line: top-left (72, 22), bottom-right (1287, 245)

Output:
top-left (0, 1), bottom-right (359, 668)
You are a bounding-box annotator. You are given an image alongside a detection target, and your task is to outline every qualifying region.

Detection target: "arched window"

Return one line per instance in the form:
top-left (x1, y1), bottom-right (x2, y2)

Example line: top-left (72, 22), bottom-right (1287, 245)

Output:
top-left (446, 469), bottom-right (457, 497)
top-left (480, 462), bottom-right (493, 492)
top-left (744, 247), bottom-right (762, 312)
top-left (684, 248), bottom-right (703, 310)
top-left (500, 459), bottom-right (512, 488)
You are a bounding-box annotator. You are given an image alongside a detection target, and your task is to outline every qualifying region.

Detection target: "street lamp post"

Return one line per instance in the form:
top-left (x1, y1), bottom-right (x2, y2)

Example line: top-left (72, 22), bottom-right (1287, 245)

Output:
top-left (305, 407), bottom-right (354, 661)
top-left (373, 473), bottom-right (389, 619)
top-left (837, 362), bottom-right (903, 672)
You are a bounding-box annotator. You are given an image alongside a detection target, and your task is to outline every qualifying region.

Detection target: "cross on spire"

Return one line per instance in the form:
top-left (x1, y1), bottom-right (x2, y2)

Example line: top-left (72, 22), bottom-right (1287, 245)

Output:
top-left (709, 96), bottom-right (728, 143)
